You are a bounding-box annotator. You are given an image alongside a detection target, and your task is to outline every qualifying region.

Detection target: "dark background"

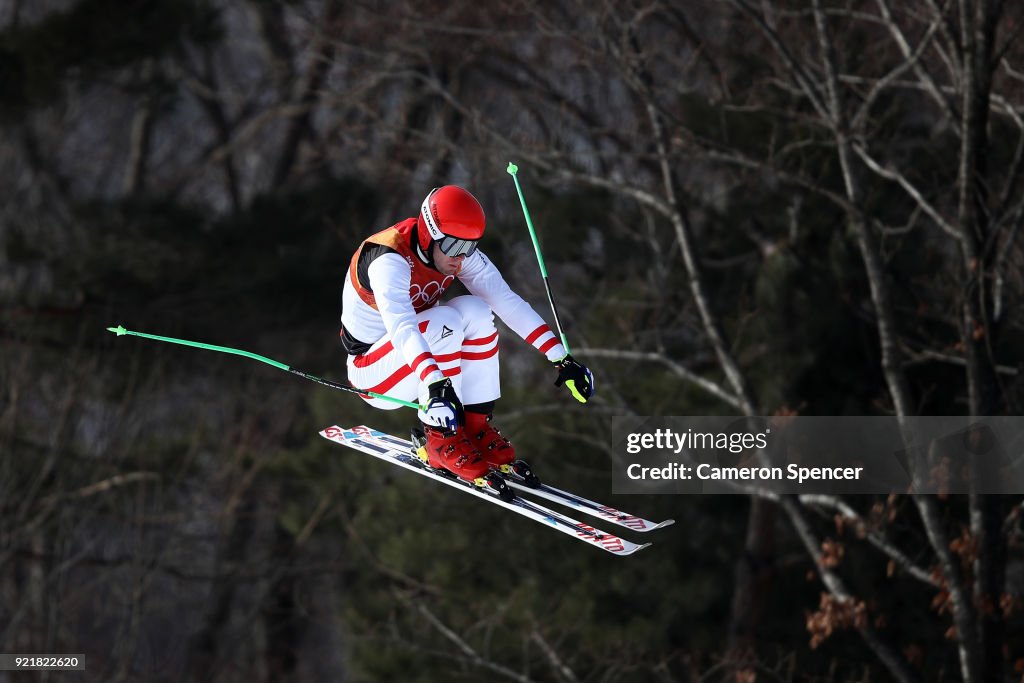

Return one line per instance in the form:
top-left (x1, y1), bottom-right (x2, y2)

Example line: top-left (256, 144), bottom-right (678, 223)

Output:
top-left (1, 1), bottom-right (1023, 681)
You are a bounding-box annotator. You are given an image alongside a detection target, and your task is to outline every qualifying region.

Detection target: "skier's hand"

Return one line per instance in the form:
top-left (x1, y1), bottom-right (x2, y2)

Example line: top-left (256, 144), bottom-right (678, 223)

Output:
top-left (553, 354), bottom-right (595, 403)
top-left (418, 378), bottom-right (463, 432)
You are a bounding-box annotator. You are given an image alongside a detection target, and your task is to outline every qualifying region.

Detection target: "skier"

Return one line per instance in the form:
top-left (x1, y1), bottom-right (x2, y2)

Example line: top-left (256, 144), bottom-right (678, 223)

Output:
top-left (340, 185), bottom-right (595, 483)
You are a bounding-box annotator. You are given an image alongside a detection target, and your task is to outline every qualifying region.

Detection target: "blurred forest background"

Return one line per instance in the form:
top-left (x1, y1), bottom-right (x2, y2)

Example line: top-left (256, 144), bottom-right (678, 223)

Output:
top-left (2, 0), bottom-right (1024, 681)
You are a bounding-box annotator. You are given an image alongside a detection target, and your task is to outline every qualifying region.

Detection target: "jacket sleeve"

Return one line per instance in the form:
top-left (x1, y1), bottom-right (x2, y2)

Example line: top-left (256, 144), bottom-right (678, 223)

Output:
top-left (366, 253), bottom-right (446, 387)
top-left (457, 250), bottom-right (566, 361)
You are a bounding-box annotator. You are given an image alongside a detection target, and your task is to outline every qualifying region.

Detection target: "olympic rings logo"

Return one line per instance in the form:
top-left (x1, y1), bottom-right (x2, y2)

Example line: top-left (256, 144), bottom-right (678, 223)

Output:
top-left (410, 276), bottom-right (454, 307)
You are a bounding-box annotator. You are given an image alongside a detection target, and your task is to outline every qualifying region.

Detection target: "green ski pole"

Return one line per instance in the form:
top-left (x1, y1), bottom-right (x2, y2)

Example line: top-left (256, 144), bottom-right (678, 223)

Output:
top-left (506, 162), bottom-right (571, 354)
top-left (106, 325), bottom-right (422, 409)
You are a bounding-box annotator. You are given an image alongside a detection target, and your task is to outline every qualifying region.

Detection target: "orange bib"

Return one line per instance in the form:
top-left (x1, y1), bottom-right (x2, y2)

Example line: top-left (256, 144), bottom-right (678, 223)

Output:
top-left (348, 219), bottom-right (455, 312)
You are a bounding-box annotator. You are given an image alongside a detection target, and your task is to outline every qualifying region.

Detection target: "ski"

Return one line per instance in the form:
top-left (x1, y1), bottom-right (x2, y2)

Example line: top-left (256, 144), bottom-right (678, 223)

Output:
top-left (505, 477), bottom-right (675, 533)
top-left (329, 426), bottom-right (674, 535)
top-left (320, 425), bottom-right (650, 557)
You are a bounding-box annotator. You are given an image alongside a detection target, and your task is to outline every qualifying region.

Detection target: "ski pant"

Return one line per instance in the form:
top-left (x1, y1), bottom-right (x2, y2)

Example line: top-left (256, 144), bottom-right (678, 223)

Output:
top-left (347, 295), bottom-right (500, 409)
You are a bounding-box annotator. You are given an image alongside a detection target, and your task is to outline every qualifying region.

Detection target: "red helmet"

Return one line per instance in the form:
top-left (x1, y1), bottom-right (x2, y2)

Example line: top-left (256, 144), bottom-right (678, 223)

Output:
top-left (416, 185), bottom-right (485, 257)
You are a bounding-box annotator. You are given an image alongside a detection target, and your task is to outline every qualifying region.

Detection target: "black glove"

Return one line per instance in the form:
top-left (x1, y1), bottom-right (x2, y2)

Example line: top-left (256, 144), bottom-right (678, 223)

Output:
top-left (418, 378), bottom-right (464, 432)
top-left (553, 354), bottom-right (595, 403)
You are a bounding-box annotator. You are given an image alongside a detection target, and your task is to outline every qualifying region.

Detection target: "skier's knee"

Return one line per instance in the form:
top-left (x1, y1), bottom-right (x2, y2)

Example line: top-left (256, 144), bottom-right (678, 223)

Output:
top-left (445, 295), bottom-right (494, 331)
top-left (423, 306), bottom-right (465, 351)
top-left (429, 304), bottom-right (464, 331)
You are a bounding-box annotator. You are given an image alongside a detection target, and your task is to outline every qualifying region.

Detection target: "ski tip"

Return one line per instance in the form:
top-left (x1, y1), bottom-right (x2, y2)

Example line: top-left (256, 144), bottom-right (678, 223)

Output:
top-left (653, 519), bottom-right (676, 530)
top-left (106, 325), bottom-right (128, 336)
top-left (506, 162), bottom-right (518, 175)
top-left (622, 542), bottom-right (653, 556)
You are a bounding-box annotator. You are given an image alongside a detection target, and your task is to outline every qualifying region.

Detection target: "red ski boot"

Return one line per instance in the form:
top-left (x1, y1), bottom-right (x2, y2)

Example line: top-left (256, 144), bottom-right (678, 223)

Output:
top-left (464, 412), bottom-right (515, 469)
top-left (420, 425), bottom-right (490, 482)
top-left (463, 413), bottom-right (541, 487)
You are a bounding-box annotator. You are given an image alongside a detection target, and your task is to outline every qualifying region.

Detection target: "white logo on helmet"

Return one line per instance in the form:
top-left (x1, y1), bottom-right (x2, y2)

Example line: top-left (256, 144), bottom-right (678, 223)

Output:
top-left (420, 191), bottom-right (445, 241)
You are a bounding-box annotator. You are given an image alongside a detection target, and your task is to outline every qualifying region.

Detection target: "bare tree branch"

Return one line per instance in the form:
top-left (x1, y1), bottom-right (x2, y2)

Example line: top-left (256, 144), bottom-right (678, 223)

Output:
top-left (875, 0), bottom-right (962, 133)
top-left (799, 494), bottom-right (938, 586)
top-left (778, 495), bottom-right (921, 683)
top-left (412, 598), bottom-right (543, 683)
top-left (580, 348), bottom-right (744, 410)
top-left (530, 626), bottom-right (580, 683)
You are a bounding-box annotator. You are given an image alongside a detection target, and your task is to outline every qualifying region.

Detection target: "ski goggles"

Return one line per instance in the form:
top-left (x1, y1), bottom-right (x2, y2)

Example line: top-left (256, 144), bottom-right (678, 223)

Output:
top-left (436, 235), bottom-right (479, 257)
